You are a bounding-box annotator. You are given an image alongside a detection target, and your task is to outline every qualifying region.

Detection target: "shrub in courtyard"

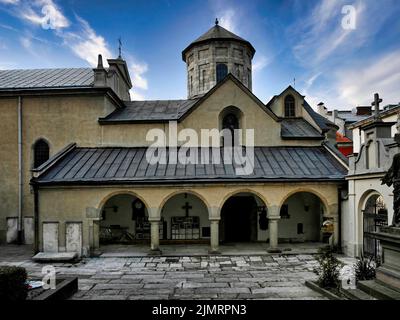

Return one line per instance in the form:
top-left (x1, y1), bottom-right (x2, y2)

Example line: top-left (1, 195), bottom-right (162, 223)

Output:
top-left (0, 266), bottom-right (28, 301)
top-left (313, 246), bottom-right (344, 289)
top-left (354, 255), bottom-right (379, 281)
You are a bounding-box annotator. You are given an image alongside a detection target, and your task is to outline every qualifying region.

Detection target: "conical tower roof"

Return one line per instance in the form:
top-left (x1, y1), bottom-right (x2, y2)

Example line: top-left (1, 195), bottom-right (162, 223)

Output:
top-left (182, 22), bottom-right (256, 61)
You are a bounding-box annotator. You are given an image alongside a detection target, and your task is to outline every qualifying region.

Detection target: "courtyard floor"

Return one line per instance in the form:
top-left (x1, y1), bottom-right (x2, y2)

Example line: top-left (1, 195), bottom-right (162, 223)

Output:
top-left (0, 244), bottom-right (356, 300)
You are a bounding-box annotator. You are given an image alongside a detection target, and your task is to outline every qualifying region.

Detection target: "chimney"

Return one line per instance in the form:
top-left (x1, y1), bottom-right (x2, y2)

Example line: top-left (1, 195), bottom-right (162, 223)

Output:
top-left (317, 102), bottom-right (327, 116)
top-left (356, 106), bottom-right (372, 116)
top-left (93, 54), bottom-right (107, 87)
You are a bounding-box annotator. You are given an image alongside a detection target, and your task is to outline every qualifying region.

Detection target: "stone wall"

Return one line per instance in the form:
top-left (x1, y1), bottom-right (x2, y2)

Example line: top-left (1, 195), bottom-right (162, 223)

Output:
top-left (184, 40), bottom-right (253, 98)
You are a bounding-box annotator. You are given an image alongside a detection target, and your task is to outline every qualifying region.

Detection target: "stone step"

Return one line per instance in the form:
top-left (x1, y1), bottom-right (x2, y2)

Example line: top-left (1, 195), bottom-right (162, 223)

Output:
top-left (358, 280), bottom-right (400, 300)
top-left (32, 252), bottom-right (78, 263)
top-left (341, 288), bottom-right (376, 300)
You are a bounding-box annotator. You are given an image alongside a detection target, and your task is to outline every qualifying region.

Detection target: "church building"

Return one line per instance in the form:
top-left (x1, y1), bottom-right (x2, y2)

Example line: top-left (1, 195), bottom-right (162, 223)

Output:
top-left (0, 21), bottom-right (348, 256)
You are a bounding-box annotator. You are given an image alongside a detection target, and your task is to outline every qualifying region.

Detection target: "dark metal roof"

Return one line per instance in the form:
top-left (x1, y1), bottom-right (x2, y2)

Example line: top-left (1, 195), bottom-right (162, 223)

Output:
top-left (182, 25), bottom-right (256, 61)
top-left (99, 99), bottom-right (200, 122)
top-left (0, 68), bottom-right (94, 89)
top-left (281, 119), bottom-right (324, 139)
top-left (303, 100), bottom-right (337, 131)
top-left (33, 146), bottom-right (347, 186)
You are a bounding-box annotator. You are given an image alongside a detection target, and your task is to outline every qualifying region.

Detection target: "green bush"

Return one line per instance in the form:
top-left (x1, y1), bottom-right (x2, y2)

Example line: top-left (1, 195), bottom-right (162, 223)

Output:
top-left (313, 246), bottom-right (344, 289)
top-left (355, 255), bottom-right (379, 281)
top-left (0, 266), bottom-right (28, 301)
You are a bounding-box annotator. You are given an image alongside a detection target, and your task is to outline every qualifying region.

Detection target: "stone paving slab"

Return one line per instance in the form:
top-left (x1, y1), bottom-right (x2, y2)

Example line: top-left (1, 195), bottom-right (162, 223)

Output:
top-left (0, 245), bottom-right (357, 300)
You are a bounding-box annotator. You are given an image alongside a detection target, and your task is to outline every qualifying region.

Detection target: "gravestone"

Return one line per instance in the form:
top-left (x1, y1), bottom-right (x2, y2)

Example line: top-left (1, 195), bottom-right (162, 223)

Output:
top-left (6, 217), bottom-right (18, 243)
top-left (43, 222), bottom-right (59, 252)
top-left (66, 222), bottom-right (82, 256)
top-left (24, 217), bottom-right (34, 245)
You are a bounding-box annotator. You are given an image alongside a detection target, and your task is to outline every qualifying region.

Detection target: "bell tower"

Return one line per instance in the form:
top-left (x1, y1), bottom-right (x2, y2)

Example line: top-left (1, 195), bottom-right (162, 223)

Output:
top-left (182, 19), bottom-right (256, 99)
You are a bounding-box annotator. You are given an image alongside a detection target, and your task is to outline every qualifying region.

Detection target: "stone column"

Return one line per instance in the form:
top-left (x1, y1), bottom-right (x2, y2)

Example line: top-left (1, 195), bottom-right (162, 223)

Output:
top-left (149, 219), bottom-right (161, 255)
top-left (209, 219), bottom-right (220, 254)
top-left (268, 205), bottom-right (281, 253)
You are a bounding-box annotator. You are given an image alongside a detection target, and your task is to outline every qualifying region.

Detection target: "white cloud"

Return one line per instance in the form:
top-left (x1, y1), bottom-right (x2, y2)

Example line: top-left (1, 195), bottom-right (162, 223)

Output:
top-left (252, 54), bottom-right (269, 74)
top-left (61, 16), bottom-right (111, 67)
top-left (336, 49), bottom-right (400, 106)
top-left (129, 89), bottom-right (145, 101)
top-left (0, 0), bottom-right (20, 4)
top-left (19, 36), bottom-right (31, 49)
top-left (16, 0), bottom-right (69, 30)
top-left (218, 9), bottom-right (236, 33)
top-left (130, 61), bottom-right (148, 90)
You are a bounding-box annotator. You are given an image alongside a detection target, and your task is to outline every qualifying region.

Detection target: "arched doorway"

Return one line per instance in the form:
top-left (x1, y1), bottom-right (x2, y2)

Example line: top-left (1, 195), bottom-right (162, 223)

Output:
top-left (279, 192), bottom-right (325, 243)
top-left (99, 193), bottom-right (149, 244)
top-left (362, 193), bottom-right (388, 259)
top-left (160, 192), bottom-right (210, 243)
top-left (220, 192), bottom-right (267, 242)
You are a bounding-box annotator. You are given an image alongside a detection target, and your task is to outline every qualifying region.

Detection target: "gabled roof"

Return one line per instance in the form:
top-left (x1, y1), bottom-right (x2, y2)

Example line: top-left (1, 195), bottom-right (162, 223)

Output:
top-left (182, 24), bottom-right (256, 61)
top-left (265, 85), bottom-right (336, 132)
top-left (99, 73), bottom-right (278, 124)
top-left (0, 68), bottom-right (94, 90)
top-left (32, 146), bottom-right (347, 186)
top-left (281, 118), bottom-right (324, 140)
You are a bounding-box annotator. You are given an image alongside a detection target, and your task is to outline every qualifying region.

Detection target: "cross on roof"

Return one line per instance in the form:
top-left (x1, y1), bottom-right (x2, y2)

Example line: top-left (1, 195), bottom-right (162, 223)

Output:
top-left (371, 93), bottom-right (382, 119)
top-left (182, 202), bottom-right (192, 217)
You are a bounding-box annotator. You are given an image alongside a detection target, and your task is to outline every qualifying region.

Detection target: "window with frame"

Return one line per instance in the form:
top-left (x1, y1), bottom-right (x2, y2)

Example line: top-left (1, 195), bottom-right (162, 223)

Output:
top-left (284, 95), bottom-right (296, 117)
top-left (216, 63), bottom-right (228, 83)
top-left (33, 139), bottom-right (49, 168)
top-left (222, 113), bottom-right (239, 146)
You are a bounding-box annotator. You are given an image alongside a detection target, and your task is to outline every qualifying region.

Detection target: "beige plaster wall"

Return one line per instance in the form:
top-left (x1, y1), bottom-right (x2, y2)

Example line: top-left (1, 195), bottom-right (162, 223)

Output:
top-left (0, 98), bottom-right (19, 241)
top-left (37, 182), bottom-right (340, 251)
top-left (0, 94), bottom-right (115, 242)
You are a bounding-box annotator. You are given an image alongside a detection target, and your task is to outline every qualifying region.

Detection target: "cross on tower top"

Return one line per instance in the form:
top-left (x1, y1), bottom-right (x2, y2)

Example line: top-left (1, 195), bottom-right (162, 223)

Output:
top-left (371, 93), bottom-right (383, 120)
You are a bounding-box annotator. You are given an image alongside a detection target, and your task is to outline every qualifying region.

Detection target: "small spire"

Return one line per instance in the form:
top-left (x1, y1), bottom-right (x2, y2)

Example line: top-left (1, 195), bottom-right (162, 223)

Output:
top-left (97, 54), bottom-right (103, 69)
top-left (118, 37), bottom-right (122, 58)
top-left (215, 18), bottom-right (219, 25)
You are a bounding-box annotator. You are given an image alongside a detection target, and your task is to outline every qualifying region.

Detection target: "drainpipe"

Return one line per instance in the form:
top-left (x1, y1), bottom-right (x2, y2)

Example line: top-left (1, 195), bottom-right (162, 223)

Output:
top-left (33, 184), bottom-right (39, 254)
top-left (337, 186), bottom-right (343, 253)
top-left (17, 96), bottom-right (23, 244)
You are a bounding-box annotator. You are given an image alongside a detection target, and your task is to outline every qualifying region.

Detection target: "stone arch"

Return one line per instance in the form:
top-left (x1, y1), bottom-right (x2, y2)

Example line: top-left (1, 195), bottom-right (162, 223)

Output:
top-left (219, 189), bottom-right (269, 242)
top-left (219, 188), bottom-right (269, 214)
top-left (97, 190), bottom-right (151, 213)
top-left (357, 189), bottom-right (388, 251)
top-left (97, 191), bottom-right (152, 245)
top-left (158, 190), bottom-right (211, 216)
top-left (278, 188), bottom-right (329, 215)
top-left (159, 190), bottom-right (211, 242)
top-left (278, 189), bottom-right (328, 243)
top-left (218, 106), bottom-right (244, 129)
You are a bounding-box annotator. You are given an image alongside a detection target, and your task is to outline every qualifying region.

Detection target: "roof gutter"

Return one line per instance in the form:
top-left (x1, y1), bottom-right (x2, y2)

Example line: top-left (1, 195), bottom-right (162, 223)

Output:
top-left (17, 96), bottom-right (23, 244)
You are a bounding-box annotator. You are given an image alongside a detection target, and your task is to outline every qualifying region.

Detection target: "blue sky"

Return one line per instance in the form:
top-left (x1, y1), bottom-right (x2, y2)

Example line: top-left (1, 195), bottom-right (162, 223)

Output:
top-left (0, 0), bottom-right (399, 110)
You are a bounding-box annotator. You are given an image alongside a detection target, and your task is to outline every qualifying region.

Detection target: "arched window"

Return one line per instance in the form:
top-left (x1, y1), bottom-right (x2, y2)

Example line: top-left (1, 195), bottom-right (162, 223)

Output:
top-left (284, 95), bottom-right (296, 117)
top-left (33, 139), bottom-right (49, 168)
top-left (216, 63), bottom-right (228, 83)
top-left (222, 113), bottom-right (239, 146)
